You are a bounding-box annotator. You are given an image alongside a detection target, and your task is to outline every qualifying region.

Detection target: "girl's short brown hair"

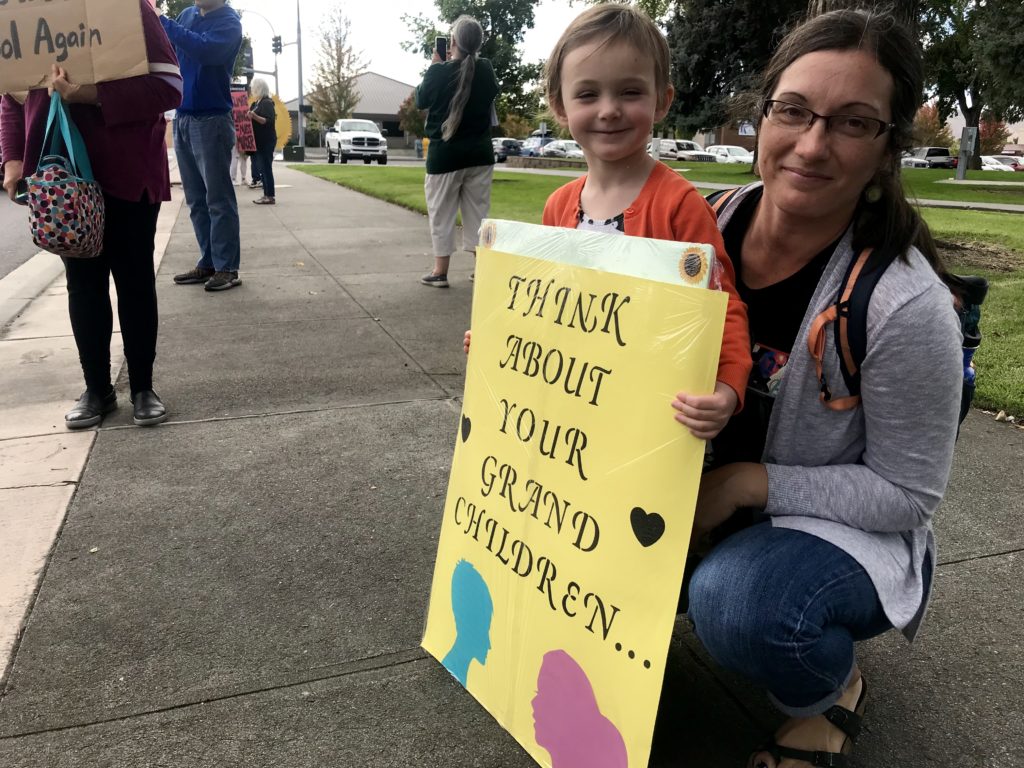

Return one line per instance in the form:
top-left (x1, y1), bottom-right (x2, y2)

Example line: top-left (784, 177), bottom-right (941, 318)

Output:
top-left (545, 4), bottom-right (671, 113)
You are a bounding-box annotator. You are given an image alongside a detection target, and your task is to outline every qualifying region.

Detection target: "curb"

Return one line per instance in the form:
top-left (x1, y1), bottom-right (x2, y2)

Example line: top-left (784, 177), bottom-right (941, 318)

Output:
top-left (0, 250), bottom-right (64, 334)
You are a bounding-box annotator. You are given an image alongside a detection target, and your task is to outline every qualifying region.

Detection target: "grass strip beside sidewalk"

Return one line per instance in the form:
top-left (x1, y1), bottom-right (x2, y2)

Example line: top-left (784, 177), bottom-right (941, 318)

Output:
top-left (292, 163), bottom-right (1024, 416)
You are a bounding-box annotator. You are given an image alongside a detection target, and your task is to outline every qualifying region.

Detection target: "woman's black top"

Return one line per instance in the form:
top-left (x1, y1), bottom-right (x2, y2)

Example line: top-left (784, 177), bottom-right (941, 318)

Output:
top-left (711, 187), bottom-right (839, 465)
top-left (251, 97), bottom-right (277, 152)
top-left (416, 57), bottom-right (498, 174)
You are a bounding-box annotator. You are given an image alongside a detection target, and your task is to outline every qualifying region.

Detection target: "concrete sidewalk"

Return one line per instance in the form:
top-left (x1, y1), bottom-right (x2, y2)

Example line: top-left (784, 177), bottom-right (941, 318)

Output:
top-left (0, 166), bottom-right (1021, 767)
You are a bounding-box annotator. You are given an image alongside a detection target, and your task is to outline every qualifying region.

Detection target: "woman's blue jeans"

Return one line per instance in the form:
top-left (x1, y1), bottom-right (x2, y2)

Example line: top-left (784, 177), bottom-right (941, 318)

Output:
top-left (688, 523), bottom-right (896, 717)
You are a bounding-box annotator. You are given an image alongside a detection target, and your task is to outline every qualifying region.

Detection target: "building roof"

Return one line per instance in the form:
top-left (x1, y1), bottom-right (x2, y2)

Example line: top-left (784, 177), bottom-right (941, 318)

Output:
top-left (285, 71), bottom-right (417, 117)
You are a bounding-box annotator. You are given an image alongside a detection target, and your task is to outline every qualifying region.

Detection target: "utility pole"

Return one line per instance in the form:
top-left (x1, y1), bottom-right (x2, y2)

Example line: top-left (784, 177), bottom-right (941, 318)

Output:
top-left (238, 10), bottom-right (280, 95)
top-left (296, 0), bottom-right (304, 149)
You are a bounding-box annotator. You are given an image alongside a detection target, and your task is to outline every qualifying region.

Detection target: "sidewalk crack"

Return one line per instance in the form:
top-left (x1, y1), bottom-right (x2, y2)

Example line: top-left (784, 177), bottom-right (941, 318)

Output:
top-left (0, 647), bottom-right (429, 739)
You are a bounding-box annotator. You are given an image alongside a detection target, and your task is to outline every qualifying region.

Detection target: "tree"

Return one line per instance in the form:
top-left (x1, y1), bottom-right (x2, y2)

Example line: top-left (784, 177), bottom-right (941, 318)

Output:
top-left (974, 0), bottom-right (1024, 123)
top-left (307, 4), bottom-right (365, 128)
top-left (398, 92), bottom-right (426, 138)
top-left (403, 0), bottom-right (543, 121)
top-left (157, 0), bottom-right (193, 19)
top-left (978, 113), bottom-right (1012, 155)
top-left (499, 113), bottom-right (532, 138)
top-left (913, 103), bottom-right (955, 147)
top-left (920, 0), bottom-right (1023, 165)
top-left (666, 0), bottom-right (806, 134)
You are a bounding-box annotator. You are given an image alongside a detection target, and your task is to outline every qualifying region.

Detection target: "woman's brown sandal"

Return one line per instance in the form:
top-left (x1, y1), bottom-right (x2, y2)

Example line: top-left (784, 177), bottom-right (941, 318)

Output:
top-left (751, 678), bottom-right (867, 768)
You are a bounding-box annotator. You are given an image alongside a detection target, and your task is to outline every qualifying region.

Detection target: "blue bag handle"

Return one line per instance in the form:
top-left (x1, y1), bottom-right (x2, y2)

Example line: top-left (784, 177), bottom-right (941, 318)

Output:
top-left (38, 92), bottom-right (96, 182)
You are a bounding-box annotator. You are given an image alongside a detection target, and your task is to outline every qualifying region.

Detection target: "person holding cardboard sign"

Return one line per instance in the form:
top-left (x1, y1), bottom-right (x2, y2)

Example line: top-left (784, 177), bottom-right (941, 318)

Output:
top-left (681, 10), bottom-right (963, 768)
top-left (247, 78), bottom-right (277, 205)
top-left (1, 0), bottom-right (182, 428)
top-left (158, 0), bottom-right (244, 293)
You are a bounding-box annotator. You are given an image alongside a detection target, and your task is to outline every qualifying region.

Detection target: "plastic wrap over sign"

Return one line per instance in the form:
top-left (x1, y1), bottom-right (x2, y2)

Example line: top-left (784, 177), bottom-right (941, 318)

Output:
top-left (422, 219), bottom-right (728, 768)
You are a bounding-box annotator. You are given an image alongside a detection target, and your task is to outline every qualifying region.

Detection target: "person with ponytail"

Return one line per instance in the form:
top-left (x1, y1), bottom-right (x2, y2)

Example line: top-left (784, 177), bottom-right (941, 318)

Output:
top-left (415, 15), bottom-right (498, 287)
top-left (679, 9), bottom-right (963, 767)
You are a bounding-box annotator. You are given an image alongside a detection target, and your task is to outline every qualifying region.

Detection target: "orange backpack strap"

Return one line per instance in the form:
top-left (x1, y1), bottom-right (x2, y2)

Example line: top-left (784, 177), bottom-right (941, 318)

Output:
top-left (806, 248), bottom-right (874, 411)
top-left (708, 187), bottom-right (740, 216)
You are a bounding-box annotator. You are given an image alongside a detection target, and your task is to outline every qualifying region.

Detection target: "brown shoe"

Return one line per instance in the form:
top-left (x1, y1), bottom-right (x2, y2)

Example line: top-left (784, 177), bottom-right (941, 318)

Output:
top-left (253, 196), bottom-right (276, 205)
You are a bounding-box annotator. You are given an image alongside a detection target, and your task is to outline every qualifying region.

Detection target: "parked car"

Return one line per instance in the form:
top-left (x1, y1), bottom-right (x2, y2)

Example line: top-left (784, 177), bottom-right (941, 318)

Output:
top-left (520, 135), bottom-right (556, 157)
top-left (992, 155), bottom-right (1024, 172)
top-left (647, 139), bottom-right (680, 160)
top-left (907, 146), bottom-right (957, 169)
top-left (325, 119), bottom-right (387, 164)
top-left (980, 155), bottom-right (1016, 171)
top-left (673, 140), bottom-right (717, 163)
top-left (706, 145), bottom-right (755, 164)
top-left (541, 139), bottom-right (584, 159)
top-left (492, 137), bottom-right (523, 162)
top-left (900, 151), bottom-right (930, 168)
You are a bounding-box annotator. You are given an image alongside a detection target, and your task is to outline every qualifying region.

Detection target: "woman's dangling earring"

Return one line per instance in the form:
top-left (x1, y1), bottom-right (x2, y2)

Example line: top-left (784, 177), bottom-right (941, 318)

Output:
top-left (864, 183), bottom-right (883, 204)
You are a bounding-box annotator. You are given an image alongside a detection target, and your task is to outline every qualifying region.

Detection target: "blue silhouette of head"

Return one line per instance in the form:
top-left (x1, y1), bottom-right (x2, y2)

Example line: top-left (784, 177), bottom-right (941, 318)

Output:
top-left (442, 559), bottom-right (494, 686)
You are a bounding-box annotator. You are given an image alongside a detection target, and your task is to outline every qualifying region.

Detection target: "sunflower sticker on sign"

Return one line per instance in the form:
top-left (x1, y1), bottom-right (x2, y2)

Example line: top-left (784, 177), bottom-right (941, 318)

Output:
top-left (422, 219), bottom-right (728, 768)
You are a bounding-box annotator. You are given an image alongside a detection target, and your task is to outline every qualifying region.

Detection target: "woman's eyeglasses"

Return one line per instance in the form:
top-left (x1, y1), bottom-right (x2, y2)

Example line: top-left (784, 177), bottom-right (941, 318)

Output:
top-left (762, 99), bottom-right (894, 140)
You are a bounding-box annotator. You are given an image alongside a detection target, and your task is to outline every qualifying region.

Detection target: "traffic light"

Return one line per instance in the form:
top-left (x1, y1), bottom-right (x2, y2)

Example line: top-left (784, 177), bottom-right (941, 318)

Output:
top-left (272, 36), bottom-right (282, 55)
top-left (242, 45), bottom-right (254, 85)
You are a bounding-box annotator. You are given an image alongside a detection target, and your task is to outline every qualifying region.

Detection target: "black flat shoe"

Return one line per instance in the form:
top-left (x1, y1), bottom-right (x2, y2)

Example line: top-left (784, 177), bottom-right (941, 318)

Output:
top-left (131, 389), bottom-right (167, 426)
top-left (65, 389), bottom-right (117, 430)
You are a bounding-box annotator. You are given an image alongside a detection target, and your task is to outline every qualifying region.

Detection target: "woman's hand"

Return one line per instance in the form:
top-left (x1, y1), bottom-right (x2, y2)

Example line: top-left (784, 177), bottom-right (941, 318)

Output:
top-left (463, 330), bottom-right (472, 355)
top-left (693, 462), bottom-right (768, 535)
top-left (3, 160), bottom-right (24, 202)
top-left (47, 65), bottom-right (99, 105)
top-left (672, 381), bottom-right (739, 440)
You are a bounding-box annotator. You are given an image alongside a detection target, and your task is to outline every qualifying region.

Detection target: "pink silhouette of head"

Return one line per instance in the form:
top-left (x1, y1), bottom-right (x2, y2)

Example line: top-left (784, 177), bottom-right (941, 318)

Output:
top-left (531, 650), bottom-right (628, 768)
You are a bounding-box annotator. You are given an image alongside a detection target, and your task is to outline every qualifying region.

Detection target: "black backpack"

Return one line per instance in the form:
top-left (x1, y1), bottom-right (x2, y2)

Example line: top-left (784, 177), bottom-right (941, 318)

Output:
top-left (707, 187), bottom-right (987, 425)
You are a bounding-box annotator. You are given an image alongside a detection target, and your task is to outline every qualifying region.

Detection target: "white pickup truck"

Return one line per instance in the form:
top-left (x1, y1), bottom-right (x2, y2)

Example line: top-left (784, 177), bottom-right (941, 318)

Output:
top-left (325, 119), bottom-right (388, 164)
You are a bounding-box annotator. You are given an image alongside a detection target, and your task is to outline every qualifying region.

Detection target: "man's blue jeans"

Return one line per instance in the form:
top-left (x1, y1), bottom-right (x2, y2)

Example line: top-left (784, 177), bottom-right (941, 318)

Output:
top-left (174, 113), bottom-right (240, 273)
top-left (688, 523), bottom-right (898, 717)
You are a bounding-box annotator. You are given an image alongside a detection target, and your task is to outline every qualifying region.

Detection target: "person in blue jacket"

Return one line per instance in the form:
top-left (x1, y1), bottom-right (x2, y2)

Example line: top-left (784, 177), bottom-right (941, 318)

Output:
top-left (158, 0), bottom-right (244, 292)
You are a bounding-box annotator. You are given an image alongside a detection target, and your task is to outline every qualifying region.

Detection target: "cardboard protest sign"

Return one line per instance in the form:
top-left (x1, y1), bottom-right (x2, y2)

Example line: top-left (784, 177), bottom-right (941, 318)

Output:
top-left (0, 0), bottom-right (148, 93)
top-left (231, 89), bottom-right (256, 153)
top-left (422, 220), bottom-right (727, 768)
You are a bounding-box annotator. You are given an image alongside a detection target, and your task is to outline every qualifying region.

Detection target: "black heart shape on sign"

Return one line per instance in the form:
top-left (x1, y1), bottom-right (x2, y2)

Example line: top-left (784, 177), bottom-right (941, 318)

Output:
top-left (461, 415), bottom-right (471, 443)
top-left (630, 507), bottom-right (665, 547)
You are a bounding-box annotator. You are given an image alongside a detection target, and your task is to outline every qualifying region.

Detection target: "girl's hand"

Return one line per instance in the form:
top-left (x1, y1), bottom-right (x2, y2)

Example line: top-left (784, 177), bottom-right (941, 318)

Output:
top-left (463, 330), bottom-right (472, 355)
top-left (672, 381), bottom-right (739, 440)
top-left (693, 463), bottom-right (768, 535)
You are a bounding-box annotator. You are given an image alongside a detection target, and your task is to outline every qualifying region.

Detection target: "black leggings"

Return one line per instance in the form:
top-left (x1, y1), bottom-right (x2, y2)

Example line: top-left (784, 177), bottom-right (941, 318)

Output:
top-left (63, 194), bottom-right (161, 395)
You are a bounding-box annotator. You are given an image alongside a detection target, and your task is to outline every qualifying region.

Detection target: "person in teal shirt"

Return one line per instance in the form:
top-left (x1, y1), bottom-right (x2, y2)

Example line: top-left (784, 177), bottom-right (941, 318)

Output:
top-left (415, 16), bottom-right (498, 287)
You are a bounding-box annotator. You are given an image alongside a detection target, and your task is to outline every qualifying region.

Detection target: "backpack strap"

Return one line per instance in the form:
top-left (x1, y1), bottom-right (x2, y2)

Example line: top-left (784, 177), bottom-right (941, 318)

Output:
top-left (807, 245), bottom-right (899, 410)
top-left (707, 187), bottom-right (739, 215)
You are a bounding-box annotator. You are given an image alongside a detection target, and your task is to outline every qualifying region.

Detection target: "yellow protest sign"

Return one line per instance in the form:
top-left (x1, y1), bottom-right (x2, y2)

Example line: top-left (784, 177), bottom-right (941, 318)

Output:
top-left (0, 0), bottom-right (148, 92)
top-left (422, 220), bottom-right (727, 768)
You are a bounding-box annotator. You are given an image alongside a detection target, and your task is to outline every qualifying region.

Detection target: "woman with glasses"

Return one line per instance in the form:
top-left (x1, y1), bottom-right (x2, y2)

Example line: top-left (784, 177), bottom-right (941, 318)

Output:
top-left (677, 9), bottom-right (963, 767)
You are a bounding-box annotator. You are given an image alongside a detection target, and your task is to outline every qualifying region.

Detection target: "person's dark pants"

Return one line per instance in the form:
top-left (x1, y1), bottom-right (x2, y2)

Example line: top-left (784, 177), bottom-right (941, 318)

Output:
top-left (253, 145), bottom-right (275, 198)
top-left (688, 523), bottom-right (896, 716)
top-left (249, 151), bottom-right (262, 183)
top-left (63, 194), bottom-right (161, 397)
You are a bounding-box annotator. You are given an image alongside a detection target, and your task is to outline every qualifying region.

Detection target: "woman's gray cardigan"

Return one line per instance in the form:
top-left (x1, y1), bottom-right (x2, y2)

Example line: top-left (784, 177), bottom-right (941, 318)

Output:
top-left (717, 183), bottom-right (963, 639)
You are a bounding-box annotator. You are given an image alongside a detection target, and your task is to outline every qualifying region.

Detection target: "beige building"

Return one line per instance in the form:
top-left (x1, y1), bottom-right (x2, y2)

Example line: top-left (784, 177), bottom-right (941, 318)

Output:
top-left (285, 71), bottom-right (417, 147)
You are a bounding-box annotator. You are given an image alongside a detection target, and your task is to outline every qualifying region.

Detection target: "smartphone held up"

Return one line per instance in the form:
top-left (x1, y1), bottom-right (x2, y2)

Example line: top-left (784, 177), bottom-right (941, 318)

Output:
top-left (436, 36), bottom-right (448, 61)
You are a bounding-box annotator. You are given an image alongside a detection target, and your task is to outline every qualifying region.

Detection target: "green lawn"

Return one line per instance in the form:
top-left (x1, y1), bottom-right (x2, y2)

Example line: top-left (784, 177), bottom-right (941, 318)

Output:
top-left (292, 163), bottom-right (1024, 415)
top-left (669, 163), bottom-right (1024, 206)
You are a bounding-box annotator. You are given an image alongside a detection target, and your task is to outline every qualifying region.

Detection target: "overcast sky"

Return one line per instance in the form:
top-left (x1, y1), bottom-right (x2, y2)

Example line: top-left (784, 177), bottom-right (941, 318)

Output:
top-left (232, 0), bottom-right (582, 101)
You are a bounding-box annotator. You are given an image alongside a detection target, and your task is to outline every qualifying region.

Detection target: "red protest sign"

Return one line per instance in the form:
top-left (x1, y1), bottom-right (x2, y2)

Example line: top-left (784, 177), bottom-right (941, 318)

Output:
top-left (231, 90), bottom-right (256, 152)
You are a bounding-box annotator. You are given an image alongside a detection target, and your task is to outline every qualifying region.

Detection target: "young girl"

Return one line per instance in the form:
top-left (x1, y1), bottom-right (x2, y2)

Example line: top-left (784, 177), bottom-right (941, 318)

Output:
top-left (468, 4), bottom-right (750, 440)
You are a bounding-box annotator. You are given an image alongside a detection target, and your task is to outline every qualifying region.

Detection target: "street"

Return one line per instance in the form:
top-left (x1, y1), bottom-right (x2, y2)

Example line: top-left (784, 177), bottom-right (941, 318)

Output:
top-left (0, 200), bottom-right (38, 281)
